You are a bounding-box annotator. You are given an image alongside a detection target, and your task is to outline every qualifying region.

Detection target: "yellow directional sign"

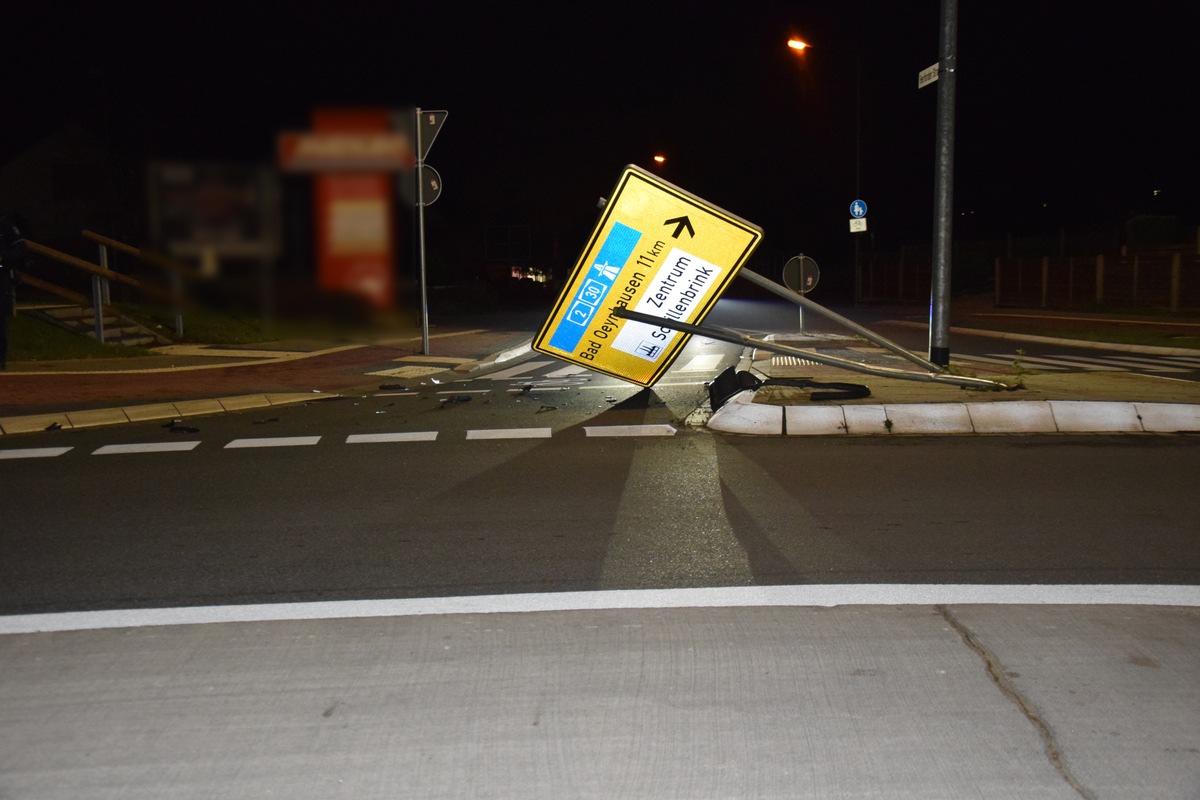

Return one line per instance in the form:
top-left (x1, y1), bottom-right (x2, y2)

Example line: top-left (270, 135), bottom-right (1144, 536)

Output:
top-left (534, 165), bottom-right (763, 387)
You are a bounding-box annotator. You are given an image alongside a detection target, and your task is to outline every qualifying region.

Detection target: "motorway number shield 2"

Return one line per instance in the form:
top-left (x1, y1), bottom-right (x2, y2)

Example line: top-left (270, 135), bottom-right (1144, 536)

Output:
top-left (534, 165), bottom-right (763, 387)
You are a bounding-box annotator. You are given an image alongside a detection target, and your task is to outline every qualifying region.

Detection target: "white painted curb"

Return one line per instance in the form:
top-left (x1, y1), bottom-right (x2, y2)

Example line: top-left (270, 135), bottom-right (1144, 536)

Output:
top-left (707, 391), bottom-right (1200, 436)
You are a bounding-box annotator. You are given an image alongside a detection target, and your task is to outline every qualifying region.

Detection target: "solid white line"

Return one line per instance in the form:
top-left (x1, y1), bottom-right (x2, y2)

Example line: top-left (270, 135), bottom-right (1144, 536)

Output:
top-left (1001, 354), bottom-right (1111, 370)
top-left (962, 354), bottom-right (1067, 370)
top-left (0, 447), bottom-right (73, 460)
top-left (346, 432), bottom-right (438, 444)
top-left (3, 584), bottom-right (1197, 634)
top-left (466, 428), bottom-right (553, 440)
top-left (585, 424), bottom-right (677, 437)
top-left (93, 442), bottom-right (202, 455)
top-left (676, 354), bottom-right (724, 373)
top-left (544, 364), bottom-right (589, 378)
top-left (375, 391), bottom-right (419, 397)
top-left (436, 389), bottom-right (491, 395)
top-left (225, 436), bottom-right (322, 449)
top-left (1053, 354), bottom-right (1189, 372)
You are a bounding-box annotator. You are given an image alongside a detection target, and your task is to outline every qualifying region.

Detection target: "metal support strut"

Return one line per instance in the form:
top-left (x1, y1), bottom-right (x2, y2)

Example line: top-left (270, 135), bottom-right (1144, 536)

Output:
top-left (610, 269), bottom-right (1012, 392)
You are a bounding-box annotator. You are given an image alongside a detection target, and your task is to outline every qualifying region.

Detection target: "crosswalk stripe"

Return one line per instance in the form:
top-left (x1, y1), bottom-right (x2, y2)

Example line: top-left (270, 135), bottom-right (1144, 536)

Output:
top-left (1076, 356), bottom-right (1190, 372)
top-left (996, 354), bottom-right (1110, 370)
top-left (677, 354), bottom-right (724, 373)
top-left (1047, 354), bottom-right (1190, 372)
top-left (958, 354), bottom-right (1066, 370)
top-left (482, 360), bottom-right (555, 380)
top-left (544, 364), bottom-right (589, 378)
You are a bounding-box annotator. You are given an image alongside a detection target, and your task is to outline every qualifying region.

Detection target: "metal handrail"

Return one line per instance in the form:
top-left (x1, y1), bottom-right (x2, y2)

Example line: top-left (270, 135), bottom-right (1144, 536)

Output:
top-left (22, 239), bottom-right (175, 342)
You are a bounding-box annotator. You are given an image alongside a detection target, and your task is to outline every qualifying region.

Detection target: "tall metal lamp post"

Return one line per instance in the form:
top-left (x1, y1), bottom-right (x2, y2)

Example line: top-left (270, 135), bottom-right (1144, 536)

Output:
top-left (787, 37), bottom-right (864, 303)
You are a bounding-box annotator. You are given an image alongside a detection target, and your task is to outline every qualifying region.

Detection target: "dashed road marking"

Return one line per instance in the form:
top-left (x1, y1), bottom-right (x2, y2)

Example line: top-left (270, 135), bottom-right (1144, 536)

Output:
top-left (0, 447), bottom-right (73, 460)
top-left (466, 427), bottom-right (553, 440)
top-left (346, 432), bottom-right (438, 444)
top-left (585, 424), bottom-right (677, 437)
top-left (225, 436), bottom-right (322, 449)
top-left (94, 442), bottom-right (202, 455)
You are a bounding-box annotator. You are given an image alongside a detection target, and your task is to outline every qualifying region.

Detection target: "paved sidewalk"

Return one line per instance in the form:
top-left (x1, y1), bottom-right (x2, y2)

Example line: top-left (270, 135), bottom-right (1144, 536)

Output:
top-left (2, 598), bottom-right (1197, 799)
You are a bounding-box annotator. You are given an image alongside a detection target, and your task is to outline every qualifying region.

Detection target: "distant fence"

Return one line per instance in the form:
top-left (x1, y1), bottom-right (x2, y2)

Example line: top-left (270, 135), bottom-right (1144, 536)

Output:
top-left (994, 253), bottom-right (1200, 312)
top-left (857, 249), bottom-right (1200, 312)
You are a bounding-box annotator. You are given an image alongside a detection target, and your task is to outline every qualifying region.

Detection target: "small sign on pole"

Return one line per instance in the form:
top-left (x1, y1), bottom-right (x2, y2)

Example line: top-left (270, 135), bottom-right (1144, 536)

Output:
top-left (918, 62), bottom-right (940, 89)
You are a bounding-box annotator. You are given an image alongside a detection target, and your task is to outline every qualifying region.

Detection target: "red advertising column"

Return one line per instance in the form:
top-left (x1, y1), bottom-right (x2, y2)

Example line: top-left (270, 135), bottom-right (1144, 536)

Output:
top-left (312, 109), bottom-right (396, 311)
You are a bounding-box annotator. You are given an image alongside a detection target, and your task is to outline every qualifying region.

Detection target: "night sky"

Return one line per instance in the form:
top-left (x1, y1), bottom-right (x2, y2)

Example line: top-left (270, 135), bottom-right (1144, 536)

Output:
top-left (5, 1), bottom-right (1198, 289)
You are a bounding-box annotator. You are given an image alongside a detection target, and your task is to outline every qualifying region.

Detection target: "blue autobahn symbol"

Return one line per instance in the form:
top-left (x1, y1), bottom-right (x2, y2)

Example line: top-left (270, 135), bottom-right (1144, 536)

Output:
top-left (549, 221), bottom-right (642, 353)
top-left (850, 200), bottom-right (868, 218)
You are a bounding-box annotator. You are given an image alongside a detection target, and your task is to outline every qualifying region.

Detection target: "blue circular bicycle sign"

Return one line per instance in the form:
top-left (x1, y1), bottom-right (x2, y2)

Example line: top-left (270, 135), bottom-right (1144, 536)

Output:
top-left (850, 199), bottom-right (868, 218)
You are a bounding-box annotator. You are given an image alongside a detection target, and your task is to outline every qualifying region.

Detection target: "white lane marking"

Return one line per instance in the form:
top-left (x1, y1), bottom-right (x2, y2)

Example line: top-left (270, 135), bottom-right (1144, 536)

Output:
top-left (466, 428), bottom-right (553, 440)
top-left (4, 584), bottom-right (1197, 634)
top-left (994, 354), bottom-right (1110, 370)
top-left (1050, 354), bottom-right (1190, 372)
top-left (346, 432), bottom-right (438, 444)
top-left (0, 447), bottom-right (73, 460)
top-left (93, 442), bottom-right (202, 455)
top-left (375, 391), bottom-right (419, 397)
top-left (960, 354), bottom-right (1067, 370)
top-left (585, 424), bottom-right (677, 437)
top-left (367, 366), bottom-right (447, 378)
top-left (1164, 356), bottom-right (1200, 366)
top-left (482, 360), bottom-right (555, 380)
top-left (544, 364), bottom-right (589, 378)
top-left (676, 354), bottom-right (724, 373)
top-left (436, 389), bottom-right (491, 395)
top-left (225, 436), bottom-right (322, 449)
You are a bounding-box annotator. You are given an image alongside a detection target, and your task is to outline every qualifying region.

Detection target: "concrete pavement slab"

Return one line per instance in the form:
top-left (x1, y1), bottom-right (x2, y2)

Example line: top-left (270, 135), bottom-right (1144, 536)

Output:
top-left (0, 606), bottom-right (1128, 800)
top-left (122, 402), bottom-right (186, 423)
top-left (215, 394), bottom-right (273, 412)
top-left (64, 407), bottom-right (130, 429)
top-left (171, 398), bottom-right (226, 417)
top-left (0, 412), bottom-right (72, 435)
top-left (949, 605), bottom-right (1200, 799)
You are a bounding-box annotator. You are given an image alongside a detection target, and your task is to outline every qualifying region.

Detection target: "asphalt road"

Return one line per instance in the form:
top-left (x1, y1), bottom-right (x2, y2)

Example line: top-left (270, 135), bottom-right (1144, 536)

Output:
top-left (3, 312), bottom-right (1199, 800)
top-left (4, 411), bottom-right (1197, 614)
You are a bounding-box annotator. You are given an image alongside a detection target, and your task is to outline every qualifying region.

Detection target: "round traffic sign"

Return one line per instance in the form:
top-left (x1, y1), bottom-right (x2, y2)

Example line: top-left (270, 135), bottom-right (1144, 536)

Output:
top-left (782, 254), bottom-right (820, 295)
top-left (400, 165), bottom-right (443, 207)
top-left (850, 199), bottom-right (868, 218)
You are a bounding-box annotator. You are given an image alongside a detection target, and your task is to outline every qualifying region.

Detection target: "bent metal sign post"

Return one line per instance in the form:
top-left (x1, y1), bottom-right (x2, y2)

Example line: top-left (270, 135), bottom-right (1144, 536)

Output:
top-left (534, 165), bottom-right (763, 387)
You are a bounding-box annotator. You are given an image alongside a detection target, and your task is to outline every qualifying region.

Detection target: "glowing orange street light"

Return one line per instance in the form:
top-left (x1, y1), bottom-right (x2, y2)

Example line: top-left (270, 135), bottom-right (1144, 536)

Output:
top-left (653, 154), bottom-right (666, 164)
top-left (787, 38), bottom-right (809, 52)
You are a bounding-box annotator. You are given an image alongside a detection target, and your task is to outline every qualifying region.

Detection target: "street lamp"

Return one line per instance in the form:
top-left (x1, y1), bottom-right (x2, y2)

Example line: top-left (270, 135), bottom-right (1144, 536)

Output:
top-left (787, 37), bottom-right (864, 303)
